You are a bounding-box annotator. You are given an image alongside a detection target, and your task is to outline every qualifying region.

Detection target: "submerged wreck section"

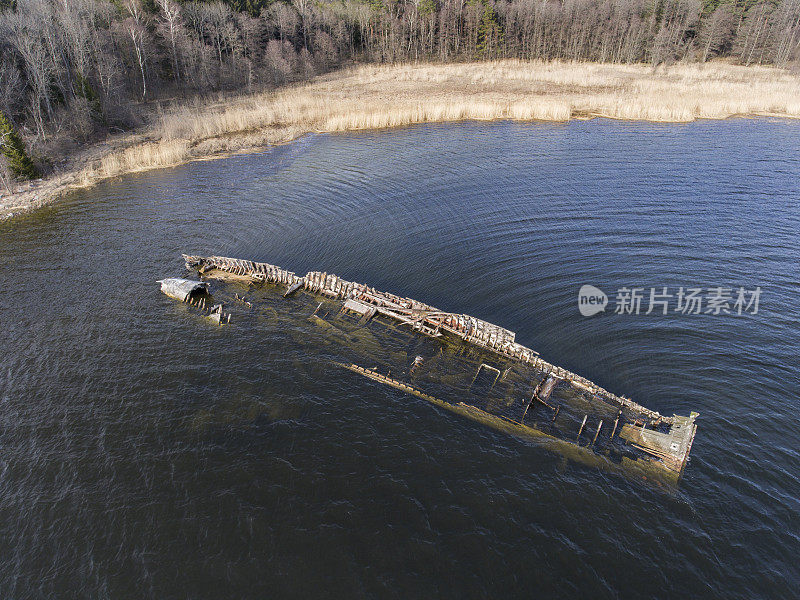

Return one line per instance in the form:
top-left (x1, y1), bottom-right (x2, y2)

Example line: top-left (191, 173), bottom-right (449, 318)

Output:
top-left (157, 277), bottom-right (230, 323)
top-left (158, 277), bottom-right (208, 302)
top-left (182, 253), bottom-right (699, 481)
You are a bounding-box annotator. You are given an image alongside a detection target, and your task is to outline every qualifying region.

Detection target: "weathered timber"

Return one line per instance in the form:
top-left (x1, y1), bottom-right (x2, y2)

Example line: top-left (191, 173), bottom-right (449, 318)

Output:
top-left (471, 363), bottom-right (501, 389)
top-left (538, 375), bottom-right (561, 402)
top-left (182, 253), bottom-right (699, 476)
top-left (343, 298), bottom-right (376, 318)
top-left (284, 281), bottom-right (303, 297)
top-left (618, 412), bottom-right (699, 473)
top-left (336, 363), bottom-right (685, 483)
top-left (520, 394), bottom-right (535, 424)
top-left (592, 420), bottom-right (603, 445)
top-left (410, 355), bottom-right (424, 375)
top-left (182, 254), bottom-right (666, 424)
top-left (577, 415), bottom-right (588, 439)
top-left (611, 412), bottom-right (621, 439)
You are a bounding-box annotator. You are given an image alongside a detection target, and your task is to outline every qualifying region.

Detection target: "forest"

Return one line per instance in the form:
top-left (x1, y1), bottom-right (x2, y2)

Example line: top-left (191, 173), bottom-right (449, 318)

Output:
top-left (0, 0), bottom-right (799, 179)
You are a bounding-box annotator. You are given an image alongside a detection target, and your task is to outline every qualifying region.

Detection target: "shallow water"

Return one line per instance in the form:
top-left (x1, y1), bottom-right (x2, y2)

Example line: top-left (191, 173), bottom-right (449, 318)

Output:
top-left (1, 119), bottom-right (799, 599)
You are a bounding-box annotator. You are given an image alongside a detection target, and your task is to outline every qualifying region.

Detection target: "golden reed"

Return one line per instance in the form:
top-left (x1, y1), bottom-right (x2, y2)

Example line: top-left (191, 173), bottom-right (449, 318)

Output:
top-left (82, 60), bottom-right (800, 183)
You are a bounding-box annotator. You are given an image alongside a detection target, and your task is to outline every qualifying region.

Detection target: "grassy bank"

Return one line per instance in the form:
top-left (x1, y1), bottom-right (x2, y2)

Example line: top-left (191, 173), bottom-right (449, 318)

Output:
top-left (3, 60), bottom-right (799, 219)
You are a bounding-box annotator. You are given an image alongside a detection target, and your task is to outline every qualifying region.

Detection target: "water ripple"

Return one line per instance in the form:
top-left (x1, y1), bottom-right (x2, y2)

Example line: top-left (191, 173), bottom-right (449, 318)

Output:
top-left (1, 119), bottom-right (799, 599)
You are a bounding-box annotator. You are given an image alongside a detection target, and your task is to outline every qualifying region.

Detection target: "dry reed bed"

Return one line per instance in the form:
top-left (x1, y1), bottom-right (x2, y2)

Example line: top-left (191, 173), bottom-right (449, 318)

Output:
top-left (76, 60), bottom-right (800, 185)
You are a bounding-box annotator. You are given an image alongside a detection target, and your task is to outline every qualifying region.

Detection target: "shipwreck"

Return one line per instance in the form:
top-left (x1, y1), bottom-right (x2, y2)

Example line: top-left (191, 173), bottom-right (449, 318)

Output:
top-left (165, 253), bottom-right (698, 483)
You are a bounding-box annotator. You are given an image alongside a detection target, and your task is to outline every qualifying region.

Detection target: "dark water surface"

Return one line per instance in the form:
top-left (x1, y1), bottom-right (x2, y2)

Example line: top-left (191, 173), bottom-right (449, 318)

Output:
top-left (1, 119), bottom-right (799, 599)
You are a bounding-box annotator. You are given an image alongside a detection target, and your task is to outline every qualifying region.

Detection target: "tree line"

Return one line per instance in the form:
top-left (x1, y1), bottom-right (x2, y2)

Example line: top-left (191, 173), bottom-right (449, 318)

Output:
top-left (0, 0), bottom-right (799, 178)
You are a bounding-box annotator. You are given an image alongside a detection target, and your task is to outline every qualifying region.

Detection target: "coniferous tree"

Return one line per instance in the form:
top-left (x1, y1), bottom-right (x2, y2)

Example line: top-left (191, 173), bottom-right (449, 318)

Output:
top-left (0, 111), bottom-right (39, 180)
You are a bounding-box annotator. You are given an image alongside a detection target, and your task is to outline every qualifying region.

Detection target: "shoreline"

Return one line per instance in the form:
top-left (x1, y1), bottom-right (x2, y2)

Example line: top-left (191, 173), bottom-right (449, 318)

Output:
top-left (2, 60), bottom-right (799, 221)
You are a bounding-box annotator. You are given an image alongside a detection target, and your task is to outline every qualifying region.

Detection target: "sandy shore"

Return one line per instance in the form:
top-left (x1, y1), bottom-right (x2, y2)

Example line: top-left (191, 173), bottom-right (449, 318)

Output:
top-left (2, 60), bottom-right (799, 220)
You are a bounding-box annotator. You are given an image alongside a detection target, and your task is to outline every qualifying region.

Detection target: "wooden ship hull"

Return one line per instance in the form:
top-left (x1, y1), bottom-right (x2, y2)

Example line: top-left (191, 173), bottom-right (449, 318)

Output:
top-left (179, 254), bottom-right (699, 483)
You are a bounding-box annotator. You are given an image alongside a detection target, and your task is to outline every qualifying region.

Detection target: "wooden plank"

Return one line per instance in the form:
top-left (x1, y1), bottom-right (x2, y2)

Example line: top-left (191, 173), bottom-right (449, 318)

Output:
top-left (284, 281), bottom-right (303, 297)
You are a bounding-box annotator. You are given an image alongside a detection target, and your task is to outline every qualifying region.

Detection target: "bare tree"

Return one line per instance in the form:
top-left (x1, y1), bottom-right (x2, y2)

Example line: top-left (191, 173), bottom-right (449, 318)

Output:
top-left (5, 8), bottom-right (54, 139)
top-left (292, 0), bottom-right (312, 50)
top-left (264, 39), bottom-right (294, 85)
top-left (738, 2), bottom-right (775, 65)
top-left (157, 0), bottom-right (183, 82)
top-left (699, 5), bottom-right (736, 62)
top-left (772, 0), bottom-right (800, 65)
top-left (0, 0), bottom-right (799, 155)
top-left (266, 2), bottom-right (299, 45)
top-left (651, 0), bottom-right (702, 65)
top-left (124, 0), bottom-right (148, 99)
top-left (0, 59), bottom-right (24, 118)
top-left (0, 154), bottom-right (14, 194)
top-left (0, 137), bottom-right (14, 194)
